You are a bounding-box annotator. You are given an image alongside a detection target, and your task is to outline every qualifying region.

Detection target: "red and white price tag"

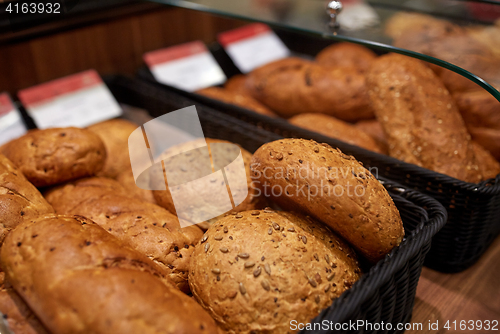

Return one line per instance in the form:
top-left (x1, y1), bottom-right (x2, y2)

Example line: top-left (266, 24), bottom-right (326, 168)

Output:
top-left (0, 93), bottom-right (27, 145)
top-left (218, 23), bottom-right (290, 73)
top-left (144, 41), bottom-right (226, 92)
top-left (18, 70), bottom-right (122, 129)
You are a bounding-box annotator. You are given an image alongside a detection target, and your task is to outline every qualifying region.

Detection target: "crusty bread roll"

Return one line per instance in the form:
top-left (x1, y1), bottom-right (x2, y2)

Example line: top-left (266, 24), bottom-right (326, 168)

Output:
top-left (87, 119), bottom-right (139, 178)
top-left (289, 113), bottom-right (383, 153)
top-left (354, 119), bottom-right (389, 154)
top-left (1, 128), bottom-right (106, 187)
top-left (116, 168), bottom-right (157, 204)
top-left (469, 127), bottom-right (500, 161)
top-left (0, 214), bottom-right (219, 334)
top-left (189, 210), bottom-right (361, 334)
top-left (250, 139), bottom-right (404, 263)
top-left (246, 57), bottom-right (375, 121)
top-left (453, 90), bottom-right (500, 130)
top-left (471, 141), bottom-right (500, 180)
top-left (0, 154), bottom-right (54, 244)
top-left (197, 87), bottom-right (277, 117)
top-left (151, 138), bottom-right (268, 227)
top-left (315, 42), bottom-right (377, 72)
top-left (366, 53), bottom-right (482, 183)
top-left (385, 12), bottom-right (463, 40)
top-left (0, 272), bottom-right (48, 334)
top-left (44, 177), bottom-right (203, 293)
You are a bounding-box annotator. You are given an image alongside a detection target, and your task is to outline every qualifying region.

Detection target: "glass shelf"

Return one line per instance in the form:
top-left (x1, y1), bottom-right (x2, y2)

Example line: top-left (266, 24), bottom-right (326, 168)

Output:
top-left (147, 0), bottom-right (500, 100)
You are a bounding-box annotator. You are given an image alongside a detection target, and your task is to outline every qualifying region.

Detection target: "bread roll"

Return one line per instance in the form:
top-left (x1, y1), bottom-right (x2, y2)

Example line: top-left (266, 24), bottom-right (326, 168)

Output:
top-left (250, 139), bottom-right (404, 263)
top-left (471, 141), bottom-right (500, 180)
top-left (354, 120), bottom-right (389, 154)
top-left (224, 74), bottom-right (252, 95)
top-left (44, 177), bottom-right (203, 293)
top-left (289, 113), bottom-right (383, 153)
top-left (1, 128), bottom-right (106, 187)
top-left (385, 12), bottom-right (463, 40)
top-left (87, 119), bottom-right (138, 178)
top-left (454, 90), bottom-right (500, 130)
top-left (189, 210), bottom-right (361, 334)
top-left (116, 168), bottom-right (156, 204)
top-left (246, 57), bottom-right (374, 121)
top-left (0, 214), bottom-right (219, 334)
top-left (316, 42), bottom-right (377, 72)
top-left (469, 127), bottom-right (500, 161)
top-left (366, 53), bottom-right (482, 183)
top-left (0, 154), bottom-right (54, 244)
top-left (151, 138), bottom-right (268, 227)
top-left (197, 87), bottom-right (276, 117)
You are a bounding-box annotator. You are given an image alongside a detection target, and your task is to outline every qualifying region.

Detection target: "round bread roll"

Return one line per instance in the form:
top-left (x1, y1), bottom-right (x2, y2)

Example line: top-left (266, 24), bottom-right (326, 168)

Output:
top-left (251, 139), bottom-right (404, 263)
top-left (87, 119), bottom-right (139, 178)
top-left (116, 168), bottom-right (157, 204)
top-left (289, 113), bottom-right (383, 153)
top-left (315, 42), bottom-right (377, 72)
top-left (189, 210), bottom-right (361, 334)
top-left (151, 138), bottom-right (268, 227)
top-left (246, 57), bottom-right (374, 121)
top-left (1, 128), bottom-right (106, 187)
top-left (197, 87), bottom-right (277, 117)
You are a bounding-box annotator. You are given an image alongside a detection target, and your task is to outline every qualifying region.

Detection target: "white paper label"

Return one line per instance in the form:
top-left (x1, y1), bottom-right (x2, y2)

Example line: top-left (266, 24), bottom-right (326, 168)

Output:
top-left (18, 70), bottom-right (122, 129)
top-left (0, 93), bottom-right (27, 145)
top-left (144, 41), bottom-right (226, 92)
top-left (218, 23), bottom-right (290, 73)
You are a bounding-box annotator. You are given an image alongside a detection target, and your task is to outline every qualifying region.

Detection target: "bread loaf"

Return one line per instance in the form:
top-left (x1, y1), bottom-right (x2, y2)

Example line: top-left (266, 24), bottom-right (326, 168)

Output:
top-left (0, 214), bottom-right (219, 334)
top-left (87, 119), bottom-right (138, 178)
top-left (246, 57), bottom-right (374, 121)
top-left (366, 53), bottom-right (482, 182)
top-left (151, 138), bottom-right (268, 227)
top-left (1, 128), bottom-right (106, 187)
top-left (197, 87), bottom-right (276, 117)
top-left (354, 120), bottom-right (389, 154)
top-left (250, 139), bottom-right (404, 263)
top-left (44, 177), bottom-right (203, 293)
top-left (471, 142), bottom-right (500, 180)
top-left (189, 210), bottom-right (361, 334)
top-left (0, 154), bottom-right (54, 244)
top-left (316, 42), bottom-right (377, 72)
top-left (289, 113), bottom-right (383, 153)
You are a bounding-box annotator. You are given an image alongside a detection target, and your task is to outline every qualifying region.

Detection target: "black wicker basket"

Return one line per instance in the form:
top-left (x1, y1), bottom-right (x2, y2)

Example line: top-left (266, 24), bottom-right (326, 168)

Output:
top-left (134, 32), bottom-right (500, 273)
top-left (105, 75), bottom-right (447, 333)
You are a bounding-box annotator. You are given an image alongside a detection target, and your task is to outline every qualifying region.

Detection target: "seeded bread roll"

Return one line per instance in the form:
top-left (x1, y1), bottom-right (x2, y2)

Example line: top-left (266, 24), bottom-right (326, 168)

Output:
top-left (44, 177), bottom-right (203, 293)
top-left (197, 87), bottom-right (277, 117)
top-left (151, 138), bottom-right (268, 227)
top-left (246, 57), bottom-right (374, 121)
top-left (471, 141), bottom-right (500, 180)
top-left (1, 128), bottom-right (106, 187)
top-left (0, 272), bottom-right (48, 334)
top-left (315, 42), bottom-right (377, 72)
top-left (87, 119), bottom-right (138, 178)
top-left (0, 154), bottom-right (54, 244)
top-left (0, 214), bottom-right (219, 334)
top-left (366, 53), bottom-right (482, 183)
top-left (354, 120), bottom-right (389, 154)
top-left (116, 168), bottom-right (157, 204)
top-left (189, 210), bottom-right (361, 334)
top-left (289, 113), bottom-right (383, 153)
top-left (251, 139), bottom-right (404, 263)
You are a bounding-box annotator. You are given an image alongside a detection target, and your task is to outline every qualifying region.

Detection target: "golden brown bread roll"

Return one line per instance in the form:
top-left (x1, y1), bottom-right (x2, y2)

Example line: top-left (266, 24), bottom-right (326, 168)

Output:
top-left (116, 168), bottom-right (157, 204)
top-left (366, 53), bottom-right (482, 183)
top-left (1, 128), bottom-right (106, 187)
top-left (197, 87), bottom-right (277, 117)
top-left (454, 90), bottom-right (500, 130)
top-left (469, 127), bottom-right (500, 161)
top-left (246, 57), bottom-right (375, 121)
top-left (87, 119), bottom-right (138, 178)
top-left (289, 113), bottom-right (383, 153)
top-left (44, 177), bottom-right (203, 293)
top-left (0, 214), bottom-right (219, 334)
top-left (250, 139), bottom-right (404, 263)
top-left (151, 138), bottom-right (268, 227)
top-left (385, 12), bottom-right (463, 40)
top-left (189, 210), bottom-right (361, 334)
top-left (354, 119), bottom-right (389, 154)
top-left (315, 42), bottom-right (377, 72)
top-left (224, 74), bottom-right (252, 95)
top-left (0, 154), bottom-right (54, 244)
top-left (471, 141), bottom-right (500, 180)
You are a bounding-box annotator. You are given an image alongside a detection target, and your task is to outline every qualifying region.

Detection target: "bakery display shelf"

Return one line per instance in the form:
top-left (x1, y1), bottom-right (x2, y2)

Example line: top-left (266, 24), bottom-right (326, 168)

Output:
top-left (135, 25), bottom-right (500, 272)
top-left (104, 74), bottom-right (447, 333)
top-left (145, 0), bottom-right (500, 100)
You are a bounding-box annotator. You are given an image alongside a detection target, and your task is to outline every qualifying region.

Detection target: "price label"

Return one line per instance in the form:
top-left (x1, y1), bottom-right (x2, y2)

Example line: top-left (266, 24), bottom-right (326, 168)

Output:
top-left (18, 70), bottom-right (122, 129)
top-left (218, 23), bottom-right (290, 73)
top-left (0, 92), bottom-right (27, 145)
top-left (144, 41), bottom-right (226, 92)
